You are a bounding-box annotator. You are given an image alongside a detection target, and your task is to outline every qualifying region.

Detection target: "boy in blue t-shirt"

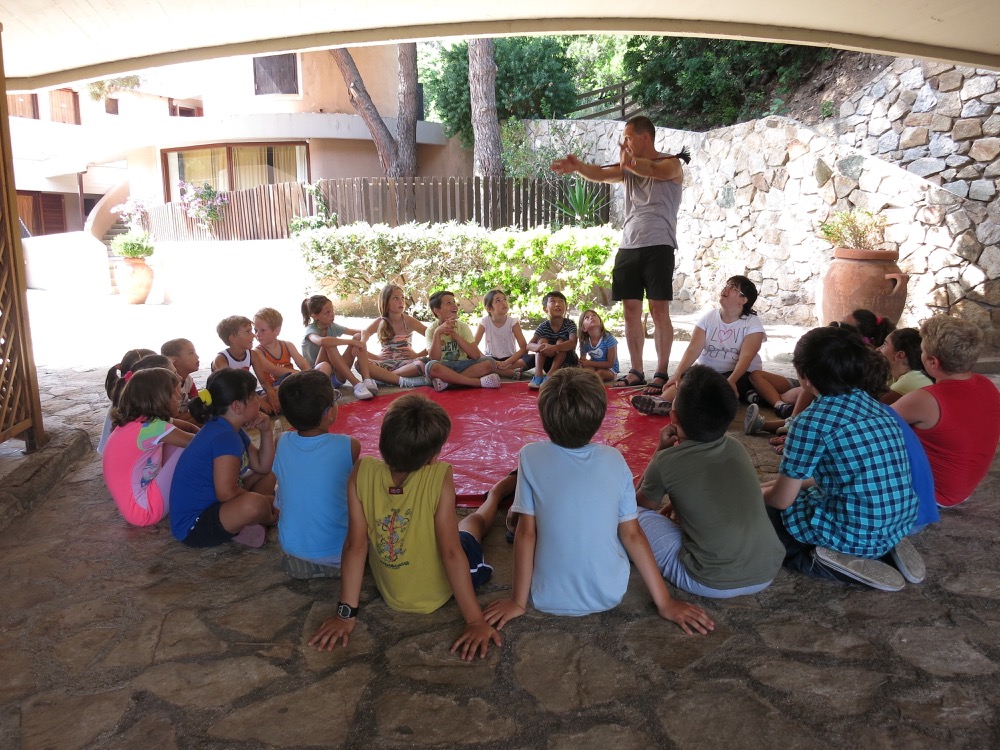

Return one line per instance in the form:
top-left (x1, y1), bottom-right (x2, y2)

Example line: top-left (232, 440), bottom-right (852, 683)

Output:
top-left (483, 367), bottom-right (714, 635)
top-left (273, 370), bottom-right (360, 579)
top-left (527, 291), bottom-right (579, 389)
top-left (762, 326), bottom-right (922, 591)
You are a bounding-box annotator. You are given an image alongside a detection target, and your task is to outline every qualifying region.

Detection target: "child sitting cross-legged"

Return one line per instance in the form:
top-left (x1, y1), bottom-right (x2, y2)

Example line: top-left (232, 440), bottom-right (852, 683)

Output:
top-left (483, 368), bottom-right (715, 635)
top-left (169, 369), bottom-right (278, 548)
top-left (161, 338), bottom-right (201, 421)
top-left (424, 290), bottom-right (501, 391)
top-left (309, 393), bottom-right (503, 660)
top-left (252, 307), bottom-right (311, 414)
top-left (578, 309), bottom-right (619, 382)
top-left (762, 326), bottom-right (921, 591)
top-left (526, 290), bottom-right (578, 390)
top-left (636, 365), bottom-right (784, 598)
top-left (274, 370), bottom-right (360, 579)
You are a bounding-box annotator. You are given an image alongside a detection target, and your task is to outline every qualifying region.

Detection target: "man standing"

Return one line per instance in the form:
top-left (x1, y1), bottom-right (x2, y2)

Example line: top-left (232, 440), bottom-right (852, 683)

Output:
top-left (551, 116), bottom-right (683, 393)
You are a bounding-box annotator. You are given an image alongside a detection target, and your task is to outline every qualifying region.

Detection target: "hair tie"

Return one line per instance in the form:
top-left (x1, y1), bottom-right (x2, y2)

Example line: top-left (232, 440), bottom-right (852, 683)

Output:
top-left (876, 316), bottom-right (884, 324)
top-left (862, 336), bottom-right (872, 345)
top-left (198, 389), bottom-right (213, 406)
top-left (123, 370), bottom-right (134, 382)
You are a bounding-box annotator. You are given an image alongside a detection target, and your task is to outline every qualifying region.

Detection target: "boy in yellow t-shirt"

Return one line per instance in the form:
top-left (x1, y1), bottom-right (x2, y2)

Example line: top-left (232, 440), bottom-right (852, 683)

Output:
top-left (309, 393), bottom-right (503, 659)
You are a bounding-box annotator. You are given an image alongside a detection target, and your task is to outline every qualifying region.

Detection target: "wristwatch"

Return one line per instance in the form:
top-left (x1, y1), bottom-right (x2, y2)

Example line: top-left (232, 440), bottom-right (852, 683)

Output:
top-left (337, 602), bottom-right (359, 620)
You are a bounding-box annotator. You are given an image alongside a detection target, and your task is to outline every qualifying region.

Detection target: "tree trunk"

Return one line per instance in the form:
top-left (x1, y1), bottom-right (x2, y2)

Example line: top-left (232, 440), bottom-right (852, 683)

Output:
top-left (394, 43), bottom-right (419, 222)
top-left (330, 45), bottom-right (419, 223)
top-left (468, 38), bottom-right (504, 227)
top-left (468, 39), bottom-right (503, 179)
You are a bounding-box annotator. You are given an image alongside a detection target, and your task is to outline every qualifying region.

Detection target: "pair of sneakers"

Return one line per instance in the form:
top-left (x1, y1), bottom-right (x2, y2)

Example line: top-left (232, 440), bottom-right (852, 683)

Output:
top-left (352, 378), bottom-right (379, 400)
top-left (432, 373), bottom-right (501, 392)
top-left (746, 390), bottom-right (794, 419)
top-left (813, 537), bottom-right (926, 592)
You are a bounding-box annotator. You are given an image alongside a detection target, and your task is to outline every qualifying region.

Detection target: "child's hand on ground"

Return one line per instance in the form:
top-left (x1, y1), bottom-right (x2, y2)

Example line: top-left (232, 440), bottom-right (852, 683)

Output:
top-left (450, 620), bottom-right (502, 661)
top-left (658, 600), bottom-right (715, 635)
top-left (483, 598), bottom-right (525, 630)
top-left (309, 616), bottom-right (356, 650)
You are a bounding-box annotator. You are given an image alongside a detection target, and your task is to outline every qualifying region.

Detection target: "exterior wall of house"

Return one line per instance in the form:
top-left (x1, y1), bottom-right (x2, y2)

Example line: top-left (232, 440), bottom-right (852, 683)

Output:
top-left (198, 47), bottom-right (399, 118)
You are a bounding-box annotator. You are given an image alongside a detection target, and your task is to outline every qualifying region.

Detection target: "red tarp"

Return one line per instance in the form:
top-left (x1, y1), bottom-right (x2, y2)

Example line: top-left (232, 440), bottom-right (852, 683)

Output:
top-left (334, 384), bottom-right (664, 506)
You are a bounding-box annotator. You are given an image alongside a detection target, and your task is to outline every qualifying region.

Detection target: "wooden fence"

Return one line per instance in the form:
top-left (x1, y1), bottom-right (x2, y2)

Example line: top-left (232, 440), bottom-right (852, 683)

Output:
top-left (147, 177), bottom-right (611, 241)
top-left (566, 77), bottom-right (644, 121)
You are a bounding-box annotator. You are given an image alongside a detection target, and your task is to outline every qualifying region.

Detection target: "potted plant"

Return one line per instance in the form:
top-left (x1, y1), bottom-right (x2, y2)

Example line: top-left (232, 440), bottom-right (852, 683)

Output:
top-left (111, 230), bottom-right (155, 304)
top-left (817, 209), bottom-right (908, 326)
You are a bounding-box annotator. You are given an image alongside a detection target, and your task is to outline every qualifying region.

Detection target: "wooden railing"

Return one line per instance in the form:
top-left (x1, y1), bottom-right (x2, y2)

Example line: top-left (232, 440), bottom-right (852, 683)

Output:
top-left (0, 42), bottom-right (46, 449)
top-left (147, 177), bottom-right (611, 241)
top-left (566, 77), bottom-right (644, 121)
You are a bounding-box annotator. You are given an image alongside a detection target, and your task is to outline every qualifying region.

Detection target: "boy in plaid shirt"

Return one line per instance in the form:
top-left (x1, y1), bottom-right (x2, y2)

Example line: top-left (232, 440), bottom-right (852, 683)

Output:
top-left (762, 326), bottom-right (921, 591)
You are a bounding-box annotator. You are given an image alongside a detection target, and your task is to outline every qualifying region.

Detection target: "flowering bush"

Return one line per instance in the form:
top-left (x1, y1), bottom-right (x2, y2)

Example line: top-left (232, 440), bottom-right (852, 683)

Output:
top-left (295, 221), bottom-right (619, 324)
top-left (111, 196), bottom-right (153, 232)
top-left (178, 182), bottom-right (229, 230)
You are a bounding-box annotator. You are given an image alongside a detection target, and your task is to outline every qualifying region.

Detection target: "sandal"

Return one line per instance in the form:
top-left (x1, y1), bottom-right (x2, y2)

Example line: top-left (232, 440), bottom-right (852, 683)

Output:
top-left (613, 368), bottom-right (646, 388)
top-left (642, 371), bottom-right (670, 396)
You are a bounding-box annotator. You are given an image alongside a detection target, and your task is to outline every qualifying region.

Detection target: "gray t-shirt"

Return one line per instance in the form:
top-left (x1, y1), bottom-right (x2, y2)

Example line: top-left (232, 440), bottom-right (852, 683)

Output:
top-left (640, 435), bottom-right (784, 589)
top-left (620, 171), bottom-right (682, 250)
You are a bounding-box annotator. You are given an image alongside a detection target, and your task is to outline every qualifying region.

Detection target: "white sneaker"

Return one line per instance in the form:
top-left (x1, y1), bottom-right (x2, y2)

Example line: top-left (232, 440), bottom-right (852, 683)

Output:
top-left (889, 537), bottom-right (926, 583)
top-left (813, 547), bottom-right (905, 592)
top-left (362, 378), bottom-right (379, 396)
top-left (744, 403), bottom-right (765, 435)
top-left (432, 378), bottom-right (449, 392)
top-left (353, 382), bottom-right (374, 400)
top-left (480, 373), bottom-right (501, 388)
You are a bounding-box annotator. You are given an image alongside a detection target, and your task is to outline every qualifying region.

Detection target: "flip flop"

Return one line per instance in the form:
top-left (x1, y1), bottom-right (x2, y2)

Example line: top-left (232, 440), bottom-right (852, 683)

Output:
top-left (642, 371), bottom-right (670, 396)
top-left (613, 368), bottom-right (646, 388)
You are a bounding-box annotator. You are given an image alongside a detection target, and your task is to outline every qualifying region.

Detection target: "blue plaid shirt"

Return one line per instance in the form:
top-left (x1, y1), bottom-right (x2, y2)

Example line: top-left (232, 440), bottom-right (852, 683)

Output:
top-left (780, 388), bottom-right (918, 558)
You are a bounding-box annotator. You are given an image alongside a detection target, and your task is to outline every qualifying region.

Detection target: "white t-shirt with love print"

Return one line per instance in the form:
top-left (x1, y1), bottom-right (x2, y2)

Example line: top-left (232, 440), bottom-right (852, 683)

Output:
top-left (694, 309), bottom-right (766, 374)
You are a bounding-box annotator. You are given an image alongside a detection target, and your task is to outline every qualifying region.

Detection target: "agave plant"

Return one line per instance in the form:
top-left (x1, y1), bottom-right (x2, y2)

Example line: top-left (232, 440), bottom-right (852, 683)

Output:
top-left (550, 177), bottom-right (610, 228)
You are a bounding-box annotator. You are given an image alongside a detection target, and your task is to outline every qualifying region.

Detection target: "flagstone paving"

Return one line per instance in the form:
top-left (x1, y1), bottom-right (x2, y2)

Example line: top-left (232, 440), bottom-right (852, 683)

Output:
top-left (1, 354), bottom-right (999, 749)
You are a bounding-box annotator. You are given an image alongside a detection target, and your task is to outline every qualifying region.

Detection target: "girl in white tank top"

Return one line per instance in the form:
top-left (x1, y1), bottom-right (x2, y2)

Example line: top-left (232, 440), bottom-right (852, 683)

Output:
top-left (473, 290), bottom-right (528, 379)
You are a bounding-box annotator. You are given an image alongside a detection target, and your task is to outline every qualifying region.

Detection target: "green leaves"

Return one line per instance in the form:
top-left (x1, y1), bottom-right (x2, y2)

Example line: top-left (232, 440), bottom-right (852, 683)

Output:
top-left (295, 222), bottom-right (619, 323)
top-left (623, 37), bottom-right (829, 130)
top-left (425, 38), bottom-right (578, 149)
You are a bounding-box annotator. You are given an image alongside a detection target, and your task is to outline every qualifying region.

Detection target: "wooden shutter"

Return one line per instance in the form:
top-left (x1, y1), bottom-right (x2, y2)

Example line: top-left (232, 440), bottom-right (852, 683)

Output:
top-left (49, 89), bottom-right (80, 124)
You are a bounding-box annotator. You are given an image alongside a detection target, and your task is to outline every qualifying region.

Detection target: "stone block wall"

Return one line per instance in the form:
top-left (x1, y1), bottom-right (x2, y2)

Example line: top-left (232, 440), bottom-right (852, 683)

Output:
top-left (837, 58), bottom-right (1000, 204)
top-left (526, 117), bottom-right (1000, 345)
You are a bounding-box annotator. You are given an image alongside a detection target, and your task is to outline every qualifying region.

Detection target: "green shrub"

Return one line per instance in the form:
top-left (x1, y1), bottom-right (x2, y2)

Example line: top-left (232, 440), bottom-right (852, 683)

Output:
top-left (111, 230), bottom-right (154, 259)
top-left (295, 222), bottom-right (619, 323)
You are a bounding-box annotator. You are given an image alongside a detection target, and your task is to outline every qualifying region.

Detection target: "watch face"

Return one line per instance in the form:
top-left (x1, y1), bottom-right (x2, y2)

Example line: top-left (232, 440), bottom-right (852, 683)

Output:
top-left (337, 603), bottom-right (355, 619)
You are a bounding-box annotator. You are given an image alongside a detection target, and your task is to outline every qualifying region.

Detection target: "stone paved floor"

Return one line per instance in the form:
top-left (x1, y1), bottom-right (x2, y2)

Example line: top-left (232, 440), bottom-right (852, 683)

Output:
top-left (2, 301), bottom-right (1000, 748)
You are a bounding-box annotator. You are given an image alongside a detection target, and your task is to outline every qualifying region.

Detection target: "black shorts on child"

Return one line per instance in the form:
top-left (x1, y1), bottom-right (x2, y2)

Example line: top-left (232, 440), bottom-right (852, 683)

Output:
top-left (460, 530), bottom-right (493, 589)
top-left (181, 502), bottom-right (236, 547)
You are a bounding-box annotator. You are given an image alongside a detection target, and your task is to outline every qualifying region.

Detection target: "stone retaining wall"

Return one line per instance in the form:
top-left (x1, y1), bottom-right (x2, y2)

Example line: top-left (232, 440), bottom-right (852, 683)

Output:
top-left (836, 58), bottom-right (1000, 205)
top-left (526, 117), bottom-right (999, 345)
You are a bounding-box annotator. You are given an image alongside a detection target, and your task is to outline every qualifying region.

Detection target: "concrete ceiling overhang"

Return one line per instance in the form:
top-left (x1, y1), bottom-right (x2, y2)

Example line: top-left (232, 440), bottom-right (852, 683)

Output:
top-left (1, 1), bottom-right (999, 91)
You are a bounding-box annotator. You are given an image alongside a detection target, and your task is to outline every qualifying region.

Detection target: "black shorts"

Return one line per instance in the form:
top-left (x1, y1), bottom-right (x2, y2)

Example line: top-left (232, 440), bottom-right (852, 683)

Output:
top-left (723, 371), bottom-right (755, 401)
top-left (612, 245), bottom-right (675, 301)
top-left (181, 502), bottom-right (236, 547)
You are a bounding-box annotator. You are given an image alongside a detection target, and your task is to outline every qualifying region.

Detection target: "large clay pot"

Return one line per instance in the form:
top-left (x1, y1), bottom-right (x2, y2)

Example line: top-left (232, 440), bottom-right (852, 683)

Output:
top-left (820, 247), bottom-right (909, 326)
top-left (115, 258), bottom-right (154, 304)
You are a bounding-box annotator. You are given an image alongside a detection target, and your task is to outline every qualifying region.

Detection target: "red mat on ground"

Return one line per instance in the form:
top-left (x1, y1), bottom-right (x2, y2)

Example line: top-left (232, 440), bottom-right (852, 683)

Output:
top-left (335, 384), bottom-right (663, 506)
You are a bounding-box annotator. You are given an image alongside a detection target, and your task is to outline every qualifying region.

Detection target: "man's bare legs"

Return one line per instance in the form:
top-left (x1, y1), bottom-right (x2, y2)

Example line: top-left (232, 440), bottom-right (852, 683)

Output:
top-left (649, 298), bottom-right (673, 384)
top-left (622, 298), bottom-right (646, 384)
